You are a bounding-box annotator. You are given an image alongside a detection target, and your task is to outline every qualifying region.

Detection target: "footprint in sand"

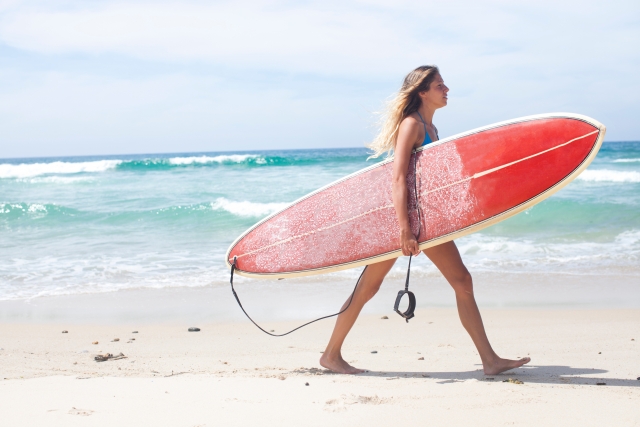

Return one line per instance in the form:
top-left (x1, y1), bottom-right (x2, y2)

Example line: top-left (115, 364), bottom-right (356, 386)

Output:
top-left (324, 394), bottom-right (390, 411)
top-left (68, 407), bottom-right (94, 416)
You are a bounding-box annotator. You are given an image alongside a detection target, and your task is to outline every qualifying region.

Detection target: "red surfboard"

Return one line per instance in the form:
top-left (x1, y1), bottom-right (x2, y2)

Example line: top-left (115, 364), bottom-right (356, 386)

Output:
top-left (226, 113), bottom-right (606, 279)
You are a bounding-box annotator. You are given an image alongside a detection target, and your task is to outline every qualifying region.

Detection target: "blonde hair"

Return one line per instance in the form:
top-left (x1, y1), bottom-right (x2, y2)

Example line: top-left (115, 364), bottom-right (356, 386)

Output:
top-left (368, 65), bottom-right (440, 158)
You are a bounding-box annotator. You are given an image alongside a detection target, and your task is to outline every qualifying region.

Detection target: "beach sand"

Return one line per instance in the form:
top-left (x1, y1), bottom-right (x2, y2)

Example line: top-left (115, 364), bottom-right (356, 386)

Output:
top-left (1, 306), bottom-right (639, 426)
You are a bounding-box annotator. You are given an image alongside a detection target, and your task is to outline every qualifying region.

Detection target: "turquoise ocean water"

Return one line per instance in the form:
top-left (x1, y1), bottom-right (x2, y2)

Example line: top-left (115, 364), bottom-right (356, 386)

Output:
top-left (1, 143), bottom-right (639, 301)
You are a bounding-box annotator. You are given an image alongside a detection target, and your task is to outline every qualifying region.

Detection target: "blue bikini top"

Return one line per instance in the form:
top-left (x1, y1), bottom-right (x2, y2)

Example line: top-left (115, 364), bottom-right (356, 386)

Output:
top-left (417, 111), bottom-right (437, 146)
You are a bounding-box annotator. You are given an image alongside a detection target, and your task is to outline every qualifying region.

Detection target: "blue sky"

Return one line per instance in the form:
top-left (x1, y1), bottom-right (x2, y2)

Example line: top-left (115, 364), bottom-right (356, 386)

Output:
top-left (1, 0), bottom-right (639, 158)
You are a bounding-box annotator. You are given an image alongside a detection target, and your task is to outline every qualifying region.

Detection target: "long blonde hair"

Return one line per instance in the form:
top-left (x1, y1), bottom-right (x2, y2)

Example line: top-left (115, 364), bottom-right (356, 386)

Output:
top-left (368, 65), bottom-right (440, 158)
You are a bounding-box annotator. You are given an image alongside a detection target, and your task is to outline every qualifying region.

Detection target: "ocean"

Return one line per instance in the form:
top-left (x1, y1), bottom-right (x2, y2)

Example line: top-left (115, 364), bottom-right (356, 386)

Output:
top-left (1, 143), bottom-right (639, 304)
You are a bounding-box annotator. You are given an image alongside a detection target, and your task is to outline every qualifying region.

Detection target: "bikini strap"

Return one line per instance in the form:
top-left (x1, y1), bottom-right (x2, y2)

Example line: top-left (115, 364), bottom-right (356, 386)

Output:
top-left (416, 111), bottom-right (427, 136)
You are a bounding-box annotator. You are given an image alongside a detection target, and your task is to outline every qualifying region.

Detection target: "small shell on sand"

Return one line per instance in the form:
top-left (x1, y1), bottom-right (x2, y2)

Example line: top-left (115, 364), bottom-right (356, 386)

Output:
top-left (112, 338), bottom-right (120, 342)
top-left (381, 316), bottom-right (389, 319)
top-left (92, 342), bottom-right (98, 345)
top-left (418, 357), bottom-right (424, 360)
top-left (62, 331), bottom-right (68, 333)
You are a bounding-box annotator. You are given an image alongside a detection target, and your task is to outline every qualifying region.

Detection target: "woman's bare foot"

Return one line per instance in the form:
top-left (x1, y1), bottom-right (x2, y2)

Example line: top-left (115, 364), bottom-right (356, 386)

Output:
top-left (320, 352), bottom-right (365, 374)
top-left (483, 356), bottom-right (531, 375)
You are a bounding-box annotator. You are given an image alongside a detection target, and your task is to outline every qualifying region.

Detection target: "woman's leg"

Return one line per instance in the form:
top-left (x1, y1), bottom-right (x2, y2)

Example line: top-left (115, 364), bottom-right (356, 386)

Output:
top-left (423, 241), bottom-right (530, 375)
top-left (320, 258), bottom-right (396, 374)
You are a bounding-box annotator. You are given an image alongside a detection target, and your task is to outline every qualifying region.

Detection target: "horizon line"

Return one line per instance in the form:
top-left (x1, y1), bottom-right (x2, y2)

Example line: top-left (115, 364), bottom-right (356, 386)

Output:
top-left (1, 140), bottom-right (638, 162)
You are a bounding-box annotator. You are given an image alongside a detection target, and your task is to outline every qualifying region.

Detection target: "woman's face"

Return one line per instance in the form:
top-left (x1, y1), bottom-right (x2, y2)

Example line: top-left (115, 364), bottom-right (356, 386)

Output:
top-left (420, 74), bottom-right (449, 109)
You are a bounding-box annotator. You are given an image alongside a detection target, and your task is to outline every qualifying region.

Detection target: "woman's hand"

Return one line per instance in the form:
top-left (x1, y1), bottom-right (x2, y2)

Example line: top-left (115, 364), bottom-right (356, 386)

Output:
top-left (400, 228), bottom-right (420, 256)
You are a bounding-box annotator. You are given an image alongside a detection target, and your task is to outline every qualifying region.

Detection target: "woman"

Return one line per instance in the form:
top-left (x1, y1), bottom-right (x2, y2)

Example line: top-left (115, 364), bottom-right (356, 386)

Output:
top-left (319, 65), bottom-right (530, 375)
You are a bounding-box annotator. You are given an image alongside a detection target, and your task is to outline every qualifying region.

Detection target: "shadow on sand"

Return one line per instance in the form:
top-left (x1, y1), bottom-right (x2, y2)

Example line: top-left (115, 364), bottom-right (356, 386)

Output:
top-left (292, 365), bottom-right (640, 387)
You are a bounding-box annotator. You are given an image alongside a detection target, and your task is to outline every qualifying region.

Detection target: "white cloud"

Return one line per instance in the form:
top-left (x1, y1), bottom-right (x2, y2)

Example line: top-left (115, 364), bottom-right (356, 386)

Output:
top-left (2, 0), bottom-right (636, 76)
top-left (0, 0), bottom-right (638, 157)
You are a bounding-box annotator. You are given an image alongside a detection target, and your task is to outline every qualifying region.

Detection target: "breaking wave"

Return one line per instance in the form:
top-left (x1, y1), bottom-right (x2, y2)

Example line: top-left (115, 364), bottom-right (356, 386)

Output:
top-left (577, 169), bottom-right (640, 183)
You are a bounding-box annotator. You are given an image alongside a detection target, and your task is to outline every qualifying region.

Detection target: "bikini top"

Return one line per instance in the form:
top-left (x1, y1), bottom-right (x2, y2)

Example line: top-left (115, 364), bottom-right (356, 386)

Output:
top-left (416, 111), bottom-right (438, 146)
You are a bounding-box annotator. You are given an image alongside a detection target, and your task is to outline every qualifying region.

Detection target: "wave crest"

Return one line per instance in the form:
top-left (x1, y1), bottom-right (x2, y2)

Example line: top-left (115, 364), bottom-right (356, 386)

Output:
top-left (0, 160), bottom-right (121, 178)
top-left (613, 158), bottom-right (640, 163)
top-left (168, 154), bottom-right (265, 165)
top-left (210, 197), bottom-right (288, 217)
top-left (577, 169), bottom-right (640, 183)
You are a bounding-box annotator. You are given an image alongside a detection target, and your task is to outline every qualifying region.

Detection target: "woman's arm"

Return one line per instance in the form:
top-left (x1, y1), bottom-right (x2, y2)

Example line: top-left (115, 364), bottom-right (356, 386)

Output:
top-left (392, 118), bottom-right (421, 256)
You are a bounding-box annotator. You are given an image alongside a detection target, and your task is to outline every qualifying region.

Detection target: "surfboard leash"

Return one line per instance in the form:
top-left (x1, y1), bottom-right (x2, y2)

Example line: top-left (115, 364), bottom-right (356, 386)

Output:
top-left (229, 150), bottom-right (420, 333)
top-left (229, 256), bottom-right (367, 337)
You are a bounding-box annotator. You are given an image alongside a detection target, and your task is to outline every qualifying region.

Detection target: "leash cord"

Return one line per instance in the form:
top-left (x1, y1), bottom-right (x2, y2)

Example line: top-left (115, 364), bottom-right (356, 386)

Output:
top-left (230, 259), bottom-right (367, 337)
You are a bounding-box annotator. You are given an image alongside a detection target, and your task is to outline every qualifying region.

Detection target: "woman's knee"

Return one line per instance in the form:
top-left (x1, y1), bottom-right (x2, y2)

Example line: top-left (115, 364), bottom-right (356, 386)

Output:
top-left (358, 279), bottom-right (382, 301)
top-left (449, 271), bottom-right (473, 295)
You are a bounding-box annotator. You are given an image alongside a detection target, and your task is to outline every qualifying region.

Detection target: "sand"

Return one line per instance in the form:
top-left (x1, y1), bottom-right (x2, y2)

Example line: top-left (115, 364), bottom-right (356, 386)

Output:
top-left (1, 307), bottom-right (639, 426)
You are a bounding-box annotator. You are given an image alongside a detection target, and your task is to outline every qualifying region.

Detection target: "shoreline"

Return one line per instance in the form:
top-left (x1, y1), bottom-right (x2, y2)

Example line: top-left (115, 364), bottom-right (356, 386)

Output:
top-left (2, 270), bottom-right (639, 325)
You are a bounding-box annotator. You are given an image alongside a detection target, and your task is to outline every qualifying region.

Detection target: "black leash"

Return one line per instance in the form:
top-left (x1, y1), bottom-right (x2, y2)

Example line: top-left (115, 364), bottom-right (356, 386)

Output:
top-left (228, 149), bottom-right (422, 333)
top-left (230, 256), bottom-right (367, 337)
top-left (393, 149), bottom-right (421, 322)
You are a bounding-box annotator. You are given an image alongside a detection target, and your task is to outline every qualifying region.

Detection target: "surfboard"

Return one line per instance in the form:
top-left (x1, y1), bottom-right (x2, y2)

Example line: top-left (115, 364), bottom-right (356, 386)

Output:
top-left (226, 113), bottom-right (606, 279)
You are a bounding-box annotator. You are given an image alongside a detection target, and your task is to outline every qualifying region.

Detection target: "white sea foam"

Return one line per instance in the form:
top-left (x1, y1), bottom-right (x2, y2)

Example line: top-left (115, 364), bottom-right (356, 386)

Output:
top-left (613, 158), bottom-right (640, 163)
top-left (577, 169), bottom-right (640, 183)
top-left (0, 160), bottom-right (121, 178)
top-left (21, 176), bottom-right (95, 184)
top-left (0, 251), bottom-right (230, 301)
top-left (0, 203), bottom-right (49, 215)
top-left (454, 230), bottom-right (640, 273)
top-left (168, 154), bottom-right (264, 165)
top-left (210, 197), bottom-right (288, 217)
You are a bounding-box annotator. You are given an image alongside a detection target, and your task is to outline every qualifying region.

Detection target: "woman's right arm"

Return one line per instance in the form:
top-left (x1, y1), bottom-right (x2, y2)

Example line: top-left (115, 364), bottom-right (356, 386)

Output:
top-left (392, 118), bottom-right (421, 256)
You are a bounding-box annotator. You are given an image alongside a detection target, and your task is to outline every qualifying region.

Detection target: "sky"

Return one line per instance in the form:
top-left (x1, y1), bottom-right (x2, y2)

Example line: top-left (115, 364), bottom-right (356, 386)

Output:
top-left (0, 0), bottom-right (639, 158)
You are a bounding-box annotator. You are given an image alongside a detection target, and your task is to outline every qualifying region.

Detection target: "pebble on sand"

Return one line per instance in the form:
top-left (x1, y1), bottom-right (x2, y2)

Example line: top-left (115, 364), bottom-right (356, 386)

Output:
top-left (305, 382), bottom-right (309, 386)
top-left (94, 352), bottom-right (126, 362)
top-left (418, 357), bottom-right (424, 360)
top-left (62, 331), bottom-right (68, 333)
top-left (371, 351), bottom-right (378, 354)
top-left (596, 382), bottom-right (606, 386)
top-left (188, 327), bottom-right (200, 332)
top-left (132, 331), bottom-right (138, 334)
top-left (381, 316), bottom-right (389, 319)
top-left (92, 341), bottom-right (98, 345)
top-left (112, 338), bottom-right (120, 342)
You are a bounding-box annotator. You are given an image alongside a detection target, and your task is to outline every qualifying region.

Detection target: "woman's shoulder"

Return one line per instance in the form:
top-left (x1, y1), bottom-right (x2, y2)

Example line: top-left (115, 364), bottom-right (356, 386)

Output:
top-left (399, 113), bottom-right (422, 129)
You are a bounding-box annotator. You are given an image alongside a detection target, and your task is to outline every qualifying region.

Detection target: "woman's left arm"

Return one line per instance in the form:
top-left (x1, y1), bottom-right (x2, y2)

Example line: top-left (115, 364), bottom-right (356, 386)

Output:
top-left (392, 119), bottom-right (421, 256)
